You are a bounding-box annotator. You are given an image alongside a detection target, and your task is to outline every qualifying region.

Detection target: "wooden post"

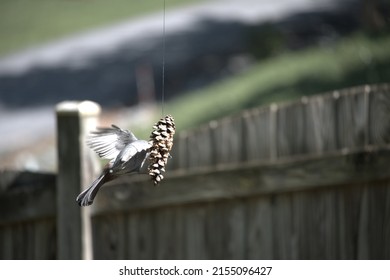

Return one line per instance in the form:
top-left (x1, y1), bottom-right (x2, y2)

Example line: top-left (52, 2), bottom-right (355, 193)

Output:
top-left (56, 101), bottom-right (101, 260)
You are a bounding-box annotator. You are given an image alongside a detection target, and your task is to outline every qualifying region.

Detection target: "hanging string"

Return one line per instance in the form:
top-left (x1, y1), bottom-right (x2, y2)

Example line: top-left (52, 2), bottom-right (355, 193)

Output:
top-left (161, 0), bottom-right (166, 116)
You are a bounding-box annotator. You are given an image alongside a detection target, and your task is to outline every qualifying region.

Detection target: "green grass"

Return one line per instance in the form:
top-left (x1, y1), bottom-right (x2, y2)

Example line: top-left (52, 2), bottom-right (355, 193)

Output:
top-left (159, 33), bottom-right (390, 133)
top-left (0, 0), bottom-right (203, 56)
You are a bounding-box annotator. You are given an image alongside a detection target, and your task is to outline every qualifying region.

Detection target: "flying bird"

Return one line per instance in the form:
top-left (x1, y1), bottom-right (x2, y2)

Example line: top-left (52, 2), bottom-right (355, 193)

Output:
top-left (76, 125), bottom-right (151, 206)
top-left (77, 115), bottom-right (175, 207)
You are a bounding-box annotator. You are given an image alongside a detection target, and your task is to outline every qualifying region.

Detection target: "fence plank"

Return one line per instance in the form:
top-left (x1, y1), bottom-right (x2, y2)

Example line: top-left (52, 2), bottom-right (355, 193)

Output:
top-left (226, 200), bottom-right (246, 259)
top-left (0, 226), bottom-right (13, 259)
top-left (155, 207), bottom-right (185, 259)
top-left (204, 202), bottom-right (224, 259)
top-left (92, 214), bottom-right (127, 259)
top-left (127, 212), bottom-right (139, 259)
top-left (33, 219), bottom-right (56, 259)
top-left (272, 194), bottom-right (294, 259)
top-left (385, 180), bottom-right (390, 259)
top-left (186, 127), bottom-right (214, 170)
top-left (242, 107), bottom-right (275, 161)
top-left (338, 185), bottom-right (363, 259)
top-left (305, 95), bottom-right (337, 154)
top-left (13, 224), bottom-right (24, 259)
top-left (127, 210), bottom-right (156, 260)
top-left (186, 131), bottom-right (199, 169)
top-left (335, 87), bottom-right (369, 150)
top-left (368, 84), bottom-right (390, 145)
top-left (322, 190), bottom-right (338, 259)
top-left (291, 192), bottom-right (306, 259)
top-left (182, 205), bottom-right (207, 259)
top-left (277, 101), bottom-right (308, 157)
top-left (212, 116), bottom-right (243, 165)
top-left (25, 222), bottom-right (35, 259)
top-left (175, 132), bottom-right (189, 170)
top-left (358, 181), bottom-right (390, 259)
top-left (246, 197), bottom-right (274, 259)
top-left (307, 191), bottom-right (327, 259)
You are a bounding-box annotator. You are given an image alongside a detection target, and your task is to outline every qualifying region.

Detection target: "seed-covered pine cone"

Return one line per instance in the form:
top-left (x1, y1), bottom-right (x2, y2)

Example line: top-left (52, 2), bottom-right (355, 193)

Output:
top-left (148, 115), bottom-right (176, 185)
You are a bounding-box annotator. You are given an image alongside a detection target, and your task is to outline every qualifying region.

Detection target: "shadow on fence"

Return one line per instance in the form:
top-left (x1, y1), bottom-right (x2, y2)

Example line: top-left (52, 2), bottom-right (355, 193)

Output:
top-left (0, 84), bottom-right (390, 259)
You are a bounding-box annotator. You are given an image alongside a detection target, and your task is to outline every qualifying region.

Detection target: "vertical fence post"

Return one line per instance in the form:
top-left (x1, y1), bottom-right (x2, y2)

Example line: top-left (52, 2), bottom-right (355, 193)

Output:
top-left (56, 101), bottom-right (101, 260)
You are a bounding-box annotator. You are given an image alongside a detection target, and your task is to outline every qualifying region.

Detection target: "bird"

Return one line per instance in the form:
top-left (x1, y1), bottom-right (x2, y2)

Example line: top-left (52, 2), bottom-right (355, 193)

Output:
top-left (76, 125), bottom-right (151, 206)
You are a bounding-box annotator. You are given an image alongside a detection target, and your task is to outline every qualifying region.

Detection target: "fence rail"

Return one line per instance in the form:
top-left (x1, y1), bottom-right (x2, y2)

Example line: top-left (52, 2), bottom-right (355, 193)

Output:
top-left (0, 84), bottom-right (389, 259)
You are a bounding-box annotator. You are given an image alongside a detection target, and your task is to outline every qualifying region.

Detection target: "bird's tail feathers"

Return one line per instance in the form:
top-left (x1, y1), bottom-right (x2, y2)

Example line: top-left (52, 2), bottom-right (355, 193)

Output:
top-left (76, 173), bottom-right (107, 206)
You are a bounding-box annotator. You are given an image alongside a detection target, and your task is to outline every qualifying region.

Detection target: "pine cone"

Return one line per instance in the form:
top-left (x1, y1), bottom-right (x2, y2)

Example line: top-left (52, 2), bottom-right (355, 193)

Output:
top-left (148, 115), bottom-right (176, 185)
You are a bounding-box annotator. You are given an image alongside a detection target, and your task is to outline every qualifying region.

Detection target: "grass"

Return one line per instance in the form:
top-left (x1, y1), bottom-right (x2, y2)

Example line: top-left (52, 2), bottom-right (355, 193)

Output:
top-left (158, 33), bottom-right (390, 134)
top-left (0, 0), bottom-right (203, 56)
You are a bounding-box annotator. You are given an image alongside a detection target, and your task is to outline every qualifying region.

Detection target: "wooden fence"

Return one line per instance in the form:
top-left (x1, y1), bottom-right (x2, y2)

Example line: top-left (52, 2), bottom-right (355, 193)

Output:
top-left (0, 84), bottom-right (389, 259)
top-left (0, 171), bottom-right (56, 259)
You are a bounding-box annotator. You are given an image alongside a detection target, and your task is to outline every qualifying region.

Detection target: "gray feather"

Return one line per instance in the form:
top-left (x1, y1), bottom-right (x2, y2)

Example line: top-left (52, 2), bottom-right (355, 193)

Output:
top-left (111, 140), bottom-right (151, 174)
top-left (86, 124), bottom-right (138, 160)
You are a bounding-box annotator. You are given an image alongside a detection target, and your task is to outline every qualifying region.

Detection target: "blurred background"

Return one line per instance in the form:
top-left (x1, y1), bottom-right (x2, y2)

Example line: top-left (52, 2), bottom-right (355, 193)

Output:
top-left (0, 0), bottom-right (389, 170)
top-left (1, 0), bottom-right (390, 261)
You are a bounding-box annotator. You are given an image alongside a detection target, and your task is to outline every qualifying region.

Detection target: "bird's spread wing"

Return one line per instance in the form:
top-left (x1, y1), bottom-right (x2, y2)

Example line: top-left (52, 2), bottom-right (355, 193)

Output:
top-left (86, 125), bottom-right (139, 160)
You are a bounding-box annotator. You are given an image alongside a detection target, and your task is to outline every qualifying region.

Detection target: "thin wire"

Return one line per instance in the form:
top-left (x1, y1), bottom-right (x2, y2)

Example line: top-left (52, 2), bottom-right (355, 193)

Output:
top-left (161, 0), bottom-right (166, 116)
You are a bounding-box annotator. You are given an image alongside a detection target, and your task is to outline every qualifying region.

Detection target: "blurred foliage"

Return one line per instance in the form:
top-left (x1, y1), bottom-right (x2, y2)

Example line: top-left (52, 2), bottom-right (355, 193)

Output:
top-left (0, 0), bottom-right (203, 56)
top-left (247, 23), bottom-right (286, 59)
top-left (162, 33), bottom-right (390, 133)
